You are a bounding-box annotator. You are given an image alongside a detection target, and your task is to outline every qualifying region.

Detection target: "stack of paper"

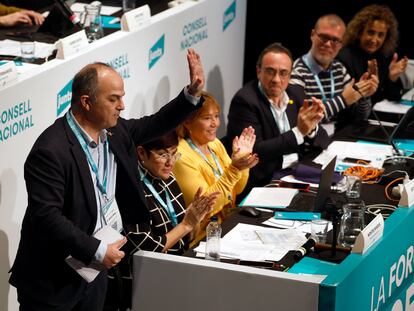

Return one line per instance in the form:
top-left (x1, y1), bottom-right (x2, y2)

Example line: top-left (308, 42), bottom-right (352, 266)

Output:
top-left (314, 140), bottom-right (393, 169)
top-left (194, 223), bottom-right (307, 262)
top-left (240, 187), bottom-right (299, 209)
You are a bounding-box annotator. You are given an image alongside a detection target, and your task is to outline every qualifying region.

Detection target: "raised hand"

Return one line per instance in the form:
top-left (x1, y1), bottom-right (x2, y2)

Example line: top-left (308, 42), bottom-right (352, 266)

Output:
top-left (232, 126), bottom-right (256, 157)
top-left (367, 59), bottom-right (378, 76)
top-left (389, 53), bottom-right (408, 82)
top-left (186, 48), bottom-right (205, 96)
top-left (102, 237), bottom-right (127, 269)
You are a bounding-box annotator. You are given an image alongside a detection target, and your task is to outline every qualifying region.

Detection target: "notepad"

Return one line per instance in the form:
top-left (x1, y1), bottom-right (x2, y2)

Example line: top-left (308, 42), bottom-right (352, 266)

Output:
top-left (240, 187), bottom-right (299, 209)
top-left (65, 225), bottom-right (124, 283)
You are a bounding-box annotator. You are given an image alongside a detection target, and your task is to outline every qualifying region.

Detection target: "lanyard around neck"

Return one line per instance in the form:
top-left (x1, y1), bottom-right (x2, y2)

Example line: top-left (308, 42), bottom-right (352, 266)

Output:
top-left (186, 138), bottom-right (223, 179)
top-left (66, 112), bottom-right (109, 197)
top-left (313, 71), bottom-right (335, 103)
top-left (302, 55), bottom-right (335, 103)
top-left (138, 165), bottom-right (178, 227)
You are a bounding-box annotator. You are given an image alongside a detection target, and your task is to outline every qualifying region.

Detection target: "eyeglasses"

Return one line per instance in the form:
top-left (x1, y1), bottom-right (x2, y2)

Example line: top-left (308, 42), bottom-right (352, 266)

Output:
top-left (262, 67), bottom-right (291, 79)
top-left (150, 150), bottom-right (182, 163)
top-left (314, 30), bottom-right (343, 47)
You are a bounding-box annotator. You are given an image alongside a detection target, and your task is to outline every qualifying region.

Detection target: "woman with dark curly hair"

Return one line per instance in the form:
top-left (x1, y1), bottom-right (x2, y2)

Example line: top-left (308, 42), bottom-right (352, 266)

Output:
top-left (337, 4), bottom-right (408, 104)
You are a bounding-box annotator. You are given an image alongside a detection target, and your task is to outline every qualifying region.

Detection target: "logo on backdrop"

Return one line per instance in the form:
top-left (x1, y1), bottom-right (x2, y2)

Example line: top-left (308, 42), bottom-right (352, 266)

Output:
top-left (0, 100), bottom-right (34, 143)
top-left (180, 16), bottom-right (208, 50)
top-left (107, 53), bottom-right (130, 80)
top-left (57, 80), bottom-right (73, 117)
top-left (223, 1), bottom-right (236, 31)
top-left (149, 35), bottom-right (165, 70)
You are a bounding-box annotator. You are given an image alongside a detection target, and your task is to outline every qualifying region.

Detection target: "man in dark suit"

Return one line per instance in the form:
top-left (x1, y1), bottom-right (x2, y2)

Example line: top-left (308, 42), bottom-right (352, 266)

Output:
top-left (9, 48), bottom-right (205, 310)
top-left (226, 43), bottom-right (329, 201)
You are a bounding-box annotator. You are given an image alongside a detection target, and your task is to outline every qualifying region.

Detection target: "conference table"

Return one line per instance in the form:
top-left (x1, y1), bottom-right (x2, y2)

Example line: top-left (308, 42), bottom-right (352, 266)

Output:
top-left (131, 127), bottom-right (414, 311)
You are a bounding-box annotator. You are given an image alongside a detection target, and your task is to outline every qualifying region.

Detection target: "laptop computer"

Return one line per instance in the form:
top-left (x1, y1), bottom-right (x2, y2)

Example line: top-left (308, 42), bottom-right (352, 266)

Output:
top-left (350, 106), bottom-right (414, 143)
top-left (287, 155), bottom-right (337, 213)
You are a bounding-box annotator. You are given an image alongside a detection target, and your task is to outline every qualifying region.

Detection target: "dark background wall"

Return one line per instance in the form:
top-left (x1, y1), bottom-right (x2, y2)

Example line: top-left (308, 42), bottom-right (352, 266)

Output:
top-left (244, 0), bottom-right (413, 84)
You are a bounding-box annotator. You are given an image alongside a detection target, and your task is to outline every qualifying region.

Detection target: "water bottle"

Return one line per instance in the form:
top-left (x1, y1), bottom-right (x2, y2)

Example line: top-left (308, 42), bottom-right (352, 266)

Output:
top-left (205, 215), bottom-right (222, 261)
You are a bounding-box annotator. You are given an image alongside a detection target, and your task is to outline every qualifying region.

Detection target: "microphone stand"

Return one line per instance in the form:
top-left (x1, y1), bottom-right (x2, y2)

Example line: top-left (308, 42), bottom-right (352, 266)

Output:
top-left (371, 108), bottom-right (406, 164)
top-left (317, 202), bottom-right (348, 263)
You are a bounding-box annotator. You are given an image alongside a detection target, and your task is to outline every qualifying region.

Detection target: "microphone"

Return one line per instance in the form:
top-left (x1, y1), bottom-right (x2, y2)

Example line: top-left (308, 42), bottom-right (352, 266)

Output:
top-left (294, 237), bottom-right (316, 260)
top-left (54, 0), bottom-right (81, 26)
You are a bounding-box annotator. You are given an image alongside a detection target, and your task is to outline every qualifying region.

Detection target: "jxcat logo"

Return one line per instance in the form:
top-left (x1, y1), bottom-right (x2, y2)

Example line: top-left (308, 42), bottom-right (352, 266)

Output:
top-left (223, 1), bottom-right (236, 31)
top-left (57, 80), bottom-right (73, 117)
top-left (149, 34), bottom-right (165, 70)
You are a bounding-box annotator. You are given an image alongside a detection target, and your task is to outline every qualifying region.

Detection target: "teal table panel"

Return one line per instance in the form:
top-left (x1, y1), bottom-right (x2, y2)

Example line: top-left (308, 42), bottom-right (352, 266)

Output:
top-left (319, 206), bottom-right (414, 310)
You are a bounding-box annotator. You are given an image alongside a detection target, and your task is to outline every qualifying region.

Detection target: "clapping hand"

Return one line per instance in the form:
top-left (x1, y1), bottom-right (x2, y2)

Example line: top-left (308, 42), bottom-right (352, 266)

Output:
top-left (186, 48), bottom-right (205, 96)
top-left (389, 53), bottom-right (408, 82)
top-left (183, 187), bottom-right (220, 228)
top-left (358, 71), bottom-right (379, 97)
top-left (231, 126), bottom-right (259, 170)
top-left (297, 97), bottom-right (324, 136)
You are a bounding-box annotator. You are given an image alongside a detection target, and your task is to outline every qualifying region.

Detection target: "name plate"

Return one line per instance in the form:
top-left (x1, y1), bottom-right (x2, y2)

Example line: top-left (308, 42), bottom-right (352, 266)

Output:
top-left (399, 178), bottom-right (414, 208)
top-left (352, 214), bottom-right (384, 254)
top-left (0, 61), bottom-right (18, 89)
top-left (56, 30), bottom-right (89, 59)
top-left (121, 4), bottom-right (151, 32)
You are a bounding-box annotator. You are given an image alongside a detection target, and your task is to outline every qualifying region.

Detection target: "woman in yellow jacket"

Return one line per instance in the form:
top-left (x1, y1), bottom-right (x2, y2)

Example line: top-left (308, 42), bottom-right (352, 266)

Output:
top-left (174, 91), bottom-right (259, 243)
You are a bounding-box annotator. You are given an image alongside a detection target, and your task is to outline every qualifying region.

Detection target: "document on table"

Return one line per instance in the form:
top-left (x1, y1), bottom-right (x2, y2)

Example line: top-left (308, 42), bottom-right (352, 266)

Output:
top-left (194, 223), bottom-right (307, 261)
top-left (71, 2), bottom-right (122, 15)
top-left (262, 217), bottom-right (332, 235)
top-left (373, 100), bottom-right (411, 114)
top-left (0, 40), bottom-right (56, 59)
top-left (313, 140), bottom-right (393, 169)
top-left (65, 225), bottom-right (123, 283)
top-left (240, 187), bottom-right (299, 208)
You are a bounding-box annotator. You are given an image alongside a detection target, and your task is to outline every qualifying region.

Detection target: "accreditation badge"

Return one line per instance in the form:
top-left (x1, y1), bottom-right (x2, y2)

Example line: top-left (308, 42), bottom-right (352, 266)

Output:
top-left (101, 197), bottom-right (123, 232)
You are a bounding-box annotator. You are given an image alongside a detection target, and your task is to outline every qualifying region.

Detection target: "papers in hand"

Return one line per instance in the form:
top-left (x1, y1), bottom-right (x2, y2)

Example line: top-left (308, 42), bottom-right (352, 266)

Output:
top-left (65, 225), bottom-right (123, 283)
top-left (240, 187), bottom-right (299, 209)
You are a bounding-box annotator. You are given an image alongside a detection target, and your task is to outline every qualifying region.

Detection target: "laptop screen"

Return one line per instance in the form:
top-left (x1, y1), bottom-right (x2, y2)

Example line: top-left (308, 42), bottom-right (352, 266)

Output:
top-left (314, 156), bottom-right (337, 213)
top-left (390, 106), bottom-right (414, 140)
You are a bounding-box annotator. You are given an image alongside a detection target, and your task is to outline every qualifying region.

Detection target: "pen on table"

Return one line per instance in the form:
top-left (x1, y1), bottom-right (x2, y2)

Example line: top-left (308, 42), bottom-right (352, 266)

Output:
top-left (109, 17), bottom-right (120, 24)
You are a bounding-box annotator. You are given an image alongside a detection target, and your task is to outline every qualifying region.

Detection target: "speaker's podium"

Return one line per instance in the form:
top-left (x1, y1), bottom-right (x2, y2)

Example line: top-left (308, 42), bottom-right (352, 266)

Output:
top-left (131, 205), bottom-right (414, 311)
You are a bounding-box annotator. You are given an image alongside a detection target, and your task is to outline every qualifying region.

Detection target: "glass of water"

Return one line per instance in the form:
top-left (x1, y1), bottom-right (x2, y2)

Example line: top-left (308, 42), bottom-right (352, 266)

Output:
top-left (338, 201), bottom-right (365, 248)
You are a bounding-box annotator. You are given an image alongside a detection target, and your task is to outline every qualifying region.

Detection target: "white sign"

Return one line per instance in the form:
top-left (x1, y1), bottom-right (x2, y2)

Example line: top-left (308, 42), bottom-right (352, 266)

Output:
top-left (56, 30), bottom-right (89, 59)
top-left (352, 214), bottom-right (384, 254)
top-left (399, 178), bottom-right (414, 208)
top-left (121, 4), bottom-right (151, 32)
top-left (0, 61), bottom-right (18, 89)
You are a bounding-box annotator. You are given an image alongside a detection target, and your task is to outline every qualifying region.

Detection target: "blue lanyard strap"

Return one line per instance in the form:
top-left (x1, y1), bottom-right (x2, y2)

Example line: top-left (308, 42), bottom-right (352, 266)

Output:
top-left (138, 166), bottom-right (178, 227)
top-left (313, 71), bottom-right (335, 103)
top-left (186, 138), bottom-right (223, 179)
top-left (66, 112), bottom-right (109, 197)
top-left (302, 54), bottom-right (335, 103)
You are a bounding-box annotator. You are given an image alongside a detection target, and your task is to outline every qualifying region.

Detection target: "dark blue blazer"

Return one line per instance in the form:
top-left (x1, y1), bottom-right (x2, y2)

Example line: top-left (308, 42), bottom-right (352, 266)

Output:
top-left (226, 81), bottom-right (329, 200)
top-left (9, 90), bottom-right (200, 307)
